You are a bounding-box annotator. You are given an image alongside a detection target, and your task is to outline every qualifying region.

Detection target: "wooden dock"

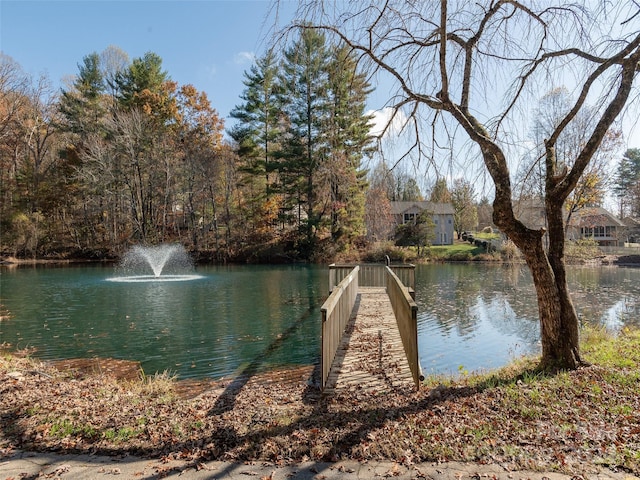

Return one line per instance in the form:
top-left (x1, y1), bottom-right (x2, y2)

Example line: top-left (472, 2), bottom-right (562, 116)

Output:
top-left (322, 286), bottom-right (416, 396)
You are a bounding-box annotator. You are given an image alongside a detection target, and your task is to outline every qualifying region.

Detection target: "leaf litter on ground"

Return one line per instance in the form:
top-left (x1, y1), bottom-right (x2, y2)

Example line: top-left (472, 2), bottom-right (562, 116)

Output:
top-left (0, 327), bottom-right (638, 476)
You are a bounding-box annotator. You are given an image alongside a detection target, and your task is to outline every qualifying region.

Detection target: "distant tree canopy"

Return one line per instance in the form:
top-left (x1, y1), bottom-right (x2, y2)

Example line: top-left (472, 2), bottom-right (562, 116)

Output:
top-left (614, 148), bottom-right (640, 218)
top-left (429, 177), bottom-right (451, 203)
top-left (516, 87), bottom-right (621, 231)
top-left (450, 178), bottom-right (477, 238)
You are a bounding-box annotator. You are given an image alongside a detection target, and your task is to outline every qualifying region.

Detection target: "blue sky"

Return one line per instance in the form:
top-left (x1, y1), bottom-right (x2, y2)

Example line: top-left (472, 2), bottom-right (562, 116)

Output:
top-left (1, 0), bottom-right (639, 195)
top-left (0, 0), bottom-right (301, 123)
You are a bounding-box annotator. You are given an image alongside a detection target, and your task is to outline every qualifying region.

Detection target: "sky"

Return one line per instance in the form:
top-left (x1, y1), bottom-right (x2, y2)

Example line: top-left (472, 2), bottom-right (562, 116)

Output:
top-left (0, 0), bottom-right (404, 182)
top-left (0, 0), bottom-right (304, 124)
top-left (2, 0), bottom-right (640, 200)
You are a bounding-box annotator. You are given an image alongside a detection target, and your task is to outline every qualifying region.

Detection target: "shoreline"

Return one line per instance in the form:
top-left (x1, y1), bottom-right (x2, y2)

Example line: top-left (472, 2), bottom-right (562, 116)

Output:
top-left (2, 253), bottom-right (640, 266)
top-left (0, 256), bottom-right (116, 266)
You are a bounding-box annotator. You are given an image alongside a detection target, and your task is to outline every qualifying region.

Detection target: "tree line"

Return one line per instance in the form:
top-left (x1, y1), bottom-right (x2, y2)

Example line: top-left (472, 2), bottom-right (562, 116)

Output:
top-left (0, 29), bottom-right (500, 263)
top-left (0, 30), bottom-right (377, 262)
top-left (1, 26), bottom-right (638, 265)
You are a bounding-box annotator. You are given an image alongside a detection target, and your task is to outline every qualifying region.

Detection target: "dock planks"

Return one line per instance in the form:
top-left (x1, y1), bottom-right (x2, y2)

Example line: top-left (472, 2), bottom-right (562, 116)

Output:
top-left (323, 287), bottom-right (415, 396)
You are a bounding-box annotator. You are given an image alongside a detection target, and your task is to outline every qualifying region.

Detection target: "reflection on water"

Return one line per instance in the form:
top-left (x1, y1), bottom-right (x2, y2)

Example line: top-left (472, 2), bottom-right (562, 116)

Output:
top-left (568, 267), bottom-right (640, 329)
top-left (415, 264), bottom-right (640, 376)
top-left (0, 263), bottom-right (638, 379)
top-left (416, 264), bottom-right (540, 375)
top-left (0, 264), bottom-right (325, 380)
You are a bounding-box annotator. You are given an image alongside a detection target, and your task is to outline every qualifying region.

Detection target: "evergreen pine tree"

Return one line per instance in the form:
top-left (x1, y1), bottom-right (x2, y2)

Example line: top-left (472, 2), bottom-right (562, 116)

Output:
top-left (324, 44), bottom-right (374, 241)
top-left (429, 177), bottom-right (452, 203)
top-left (278, 27), bottom-right (332, 255)
top-left (229, 50), bottom-right (282, 196)
top-left (614, 148), bottom-right (640, 217)
top-left (59, 52), bottom-right (107, 136)
top-left (114, 52), bottom-right (176, 124)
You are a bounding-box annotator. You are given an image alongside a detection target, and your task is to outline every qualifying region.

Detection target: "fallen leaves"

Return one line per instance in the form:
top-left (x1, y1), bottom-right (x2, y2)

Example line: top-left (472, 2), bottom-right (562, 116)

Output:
top-left (0, 349), bottom-right (639, 477)
top-left (97, 466), bottom-right (122, 475)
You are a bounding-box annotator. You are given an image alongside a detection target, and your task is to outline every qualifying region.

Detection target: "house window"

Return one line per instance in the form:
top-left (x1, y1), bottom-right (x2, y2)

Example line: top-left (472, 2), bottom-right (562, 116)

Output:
top-left (582, 226), bottom-right (612, 238)
top-left (403, 213), bottom-right (416, 224)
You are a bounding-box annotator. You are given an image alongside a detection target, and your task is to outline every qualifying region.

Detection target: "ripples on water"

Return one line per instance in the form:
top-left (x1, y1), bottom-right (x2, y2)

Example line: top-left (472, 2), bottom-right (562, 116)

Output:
top-left (106, 274), bottom-right (205, 283)
top-left (1, 263), bottom-right (638, 380)
top-left (0, 265), bottom-right (325, 380)
top-left (415, 264), bottom-right (640, 376)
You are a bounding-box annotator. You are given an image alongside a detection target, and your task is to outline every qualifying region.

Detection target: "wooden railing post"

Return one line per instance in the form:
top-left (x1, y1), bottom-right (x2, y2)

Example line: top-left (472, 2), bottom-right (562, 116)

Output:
top-left (385, 266), bottom-right (422, 389)
top-left (321, 266), bottom-right (359, 390)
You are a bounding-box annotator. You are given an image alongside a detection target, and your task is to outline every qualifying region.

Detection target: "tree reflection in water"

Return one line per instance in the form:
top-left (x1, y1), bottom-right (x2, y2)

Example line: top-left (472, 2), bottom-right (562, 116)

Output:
top-left (414, 264), bottom-right (640, 376)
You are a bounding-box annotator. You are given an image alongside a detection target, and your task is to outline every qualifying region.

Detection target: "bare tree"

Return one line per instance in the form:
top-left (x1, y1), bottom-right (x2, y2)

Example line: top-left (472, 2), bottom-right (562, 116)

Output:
top-left (0, 54), bottom-right (29, 144)
top-left (365, 184), bottom-right (394, 242)
top-left (99, 45), bottom-right (129, 100)
top-left (451, 178), bottom-right (478, 238)
top-left (0, 54), bottom-right (30, 222)
top-left (516, 87), bottom-right (624, 231)
top-left (294, 0), bottom-right (640, 370)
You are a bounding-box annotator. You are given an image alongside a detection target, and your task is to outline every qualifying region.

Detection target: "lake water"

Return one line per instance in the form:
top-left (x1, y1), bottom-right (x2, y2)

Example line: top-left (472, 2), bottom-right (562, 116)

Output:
top-left (415, 264), bottom-right (640, 375)
top-left (1, 263), bottom-right (638, 379)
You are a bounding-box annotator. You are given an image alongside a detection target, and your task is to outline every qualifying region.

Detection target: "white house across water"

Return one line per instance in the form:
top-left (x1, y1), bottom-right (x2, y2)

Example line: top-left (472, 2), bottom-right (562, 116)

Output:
top-left (390, 201), bottom-right (455, 246)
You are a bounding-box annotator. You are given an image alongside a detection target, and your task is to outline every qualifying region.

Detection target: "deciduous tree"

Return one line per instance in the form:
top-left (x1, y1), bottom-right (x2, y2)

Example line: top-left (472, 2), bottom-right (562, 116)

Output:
top-left (395, 209), bottom-right (434, 256)
top-left (516, 87), bottom-right (622, 231)
top-left (0, 54), bottom-right (30, 229)
top-left (451, 178), bottom-right (477, 238)
top-left (364, 184), bottom-right (393, 242)
top-left (176, 84), bottom-right (225, 249)
top-left (298, 0), bottom-right (640, 369)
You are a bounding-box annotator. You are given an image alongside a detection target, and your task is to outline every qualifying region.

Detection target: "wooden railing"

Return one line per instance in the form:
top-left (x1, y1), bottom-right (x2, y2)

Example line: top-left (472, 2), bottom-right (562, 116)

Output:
top-left (329, 263), bottom-right (415, 294)
top-left (320, 266), bottom-right (359, 390)
top-left (385, 266), bottom-right (422, 389)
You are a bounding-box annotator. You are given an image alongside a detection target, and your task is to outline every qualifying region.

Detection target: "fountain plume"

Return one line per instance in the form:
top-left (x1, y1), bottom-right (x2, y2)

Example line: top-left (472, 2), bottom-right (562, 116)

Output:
top-left (110, 244), bottom-right (200, 282)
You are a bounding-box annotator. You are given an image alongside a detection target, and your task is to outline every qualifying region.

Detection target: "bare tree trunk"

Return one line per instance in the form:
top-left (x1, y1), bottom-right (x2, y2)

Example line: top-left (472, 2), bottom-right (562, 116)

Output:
top-left (489, 143), bottom-right (581, 370)
top-left (208, 185), bottom-right (220, 261)
top-left (519, 235), bottom-right (581, 370)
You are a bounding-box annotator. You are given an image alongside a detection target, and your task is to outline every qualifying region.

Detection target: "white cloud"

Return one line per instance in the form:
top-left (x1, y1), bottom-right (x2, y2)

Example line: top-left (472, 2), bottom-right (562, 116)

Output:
top-left (204, 64), bottom-right (217, 79)
top-left (367, 107), bottom-right (408, 138)
top-left (234, 51), bottom-right (255, 65)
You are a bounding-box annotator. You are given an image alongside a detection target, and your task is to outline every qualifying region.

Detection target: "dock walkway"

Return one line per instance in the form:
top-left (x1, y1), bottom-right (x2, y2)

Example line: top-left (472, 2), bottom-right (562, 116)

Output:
top-left (322, 286), bottom-right (416, 396)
